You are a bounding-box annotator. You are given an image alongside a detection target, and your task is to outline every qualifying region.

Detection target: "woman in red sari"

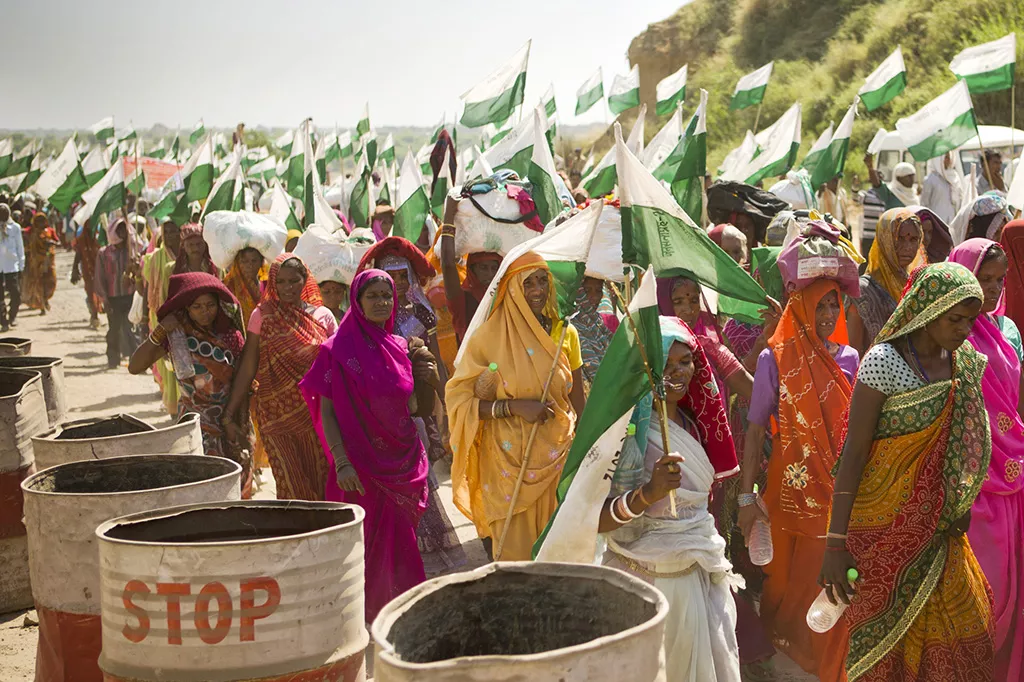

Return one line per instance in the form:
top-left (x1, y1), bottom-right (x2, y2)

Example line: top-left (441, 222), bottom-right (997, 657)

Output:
top-left (23, 213), bottom-right (59, 313)
top-left (226, 255), bottom-right (337, 500)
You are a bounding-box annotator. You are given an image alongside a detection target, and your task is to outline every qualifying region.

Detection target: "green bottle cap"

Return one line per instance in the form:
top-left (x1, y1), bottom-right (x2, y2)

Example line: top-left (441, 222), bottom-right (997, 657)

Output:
top-left (753, 483), bottom-right (759, 494)
top-left (626, 424), bottom-right (636, 436)
top-left (847, 568), bottom-right (859, 582)
top-left (488, 363), bottom-right (498, 372)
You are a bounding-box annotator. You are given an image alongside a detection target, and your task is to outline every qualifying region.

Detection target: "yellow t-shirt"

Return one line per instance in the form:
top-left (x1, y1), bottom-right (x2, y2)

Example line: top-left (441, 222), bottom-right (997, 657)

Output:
top-left (550, 321), bottom-right (583, 372)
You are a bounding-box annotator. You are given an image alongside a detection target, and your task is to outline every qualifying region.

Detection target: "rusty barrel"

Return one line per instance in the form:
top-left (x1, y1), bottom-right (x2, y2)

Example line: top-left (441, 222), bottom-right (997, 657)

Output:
top-left (0, 356), bottom-right (66, 428)
top-left (23, 455), bottom-right (242, 682)
top-left (0, 337), bottom-right (32, 357)
top-left (97, 500), bottom-right (367, 682)
top-left (33, 413), bottom-right (203, 471)
top-left (0, 369), bottom-right (47, 613)
top-left (372, 562), bottom-right (670, 682)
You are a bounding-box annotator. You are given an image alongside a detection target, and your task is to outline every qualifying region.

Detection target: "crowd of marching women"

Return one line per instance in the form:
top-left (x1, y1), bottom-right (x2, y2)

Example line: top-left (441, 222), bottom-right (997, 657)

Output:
top-left (0, 31), bottom-right (1021, 682)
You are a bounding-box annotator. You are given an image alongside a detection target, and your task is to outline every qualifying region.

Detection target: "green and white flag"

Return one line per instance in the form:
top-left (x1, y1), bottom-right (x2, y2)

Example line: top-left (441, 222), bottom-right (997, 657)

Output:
top-left (719, 131), bottom-right (758, 178)
top-left (190, 119), bottom-right (206, 145)
top-left (314, 132), bottom-right (328, 181)
top-left (125, 165), bottom-right (146, 197)
top-left (32, 137), bottom-right (89, 213)
top-left (73, 157), bottom-right (125, 226)
top-left (90, 116), bottom-right (115, 143)
top-left (268, 180), bottom-right (302, 233)
top-left (896, 80), bottom-right (978, 162)
top-left (283, 121), bottom-right (306, 197)
top-left (534, 264), bottom-right (660, 562)
top-left (348, 154), bottom-right (373, 228)
top-left (867, 127), bottom-right (888, 156)
top-left (667, 89), bottom-right (708, 222)
top-left (527, 107), bottom-right (564, 226)
top-left (575, 67), bottom-right (605, 116)
top-left (0, 139), bottom-right (12, 176)
top-left (149, 186), bottom-right (182, 222)
top-left (380, 133), bottom-right (396, 166)
top-left (486, 120), bottom-right (513, 149)
top-left (608, 64), bottom-right (641, 115)
top-left (580, 106), bottom-right (646, 198)
top-left (430, 145), bottom-right (452, 216)
top-left (430, 115), bottom-right (446, 144)
top-left (803, 97), bottom-right (857, 190)
top-left (117, 126), bottom-right (137, 142)
top-left (275, 129), bottom-right (294, 155)
top-left (6, 140), bottom-right (37, 178)
top-left (247, 155), bottom-right (278, 182)
top-left (338, 130), bottom-right (353, 158)
top-left (213, 132), bottom-right (229, 158)
top-left (541, 83), bottom-right (557, 118)
top-left (950, 33), bottom-right (1016, 94)
top-left (321, 130), bottom-right (341, 165)
top-left (480, 106), bottom-right (554, 179)
top-left (642, 105), bottom-right (684, 177)
top-left (723, 102), bottom-right (801, 186)
top-left (656, 64), bottom-right (688, 116)
top-left (459, 40), bottom-right (530, 128)
top-left (356, 103), bottom-right (371, 139)
top-left (456, 199), bottom-right (604, 366)
top-left (202, 149), bottom-right (244, 216)
top-left (858, 46), bottom-right (907, 112)
top-left (616, 123), bottom-right (767, 305)
top-left (0, 173), bottom-right (24, 193)
top-left (416, 143), bottom-right (433, 177)
top-left (182, 135), bottom-right (215, 202)
top-left (472, 145), bottom-right (494, 179)
top-left (393, 150), bottom-right (431, 242)
top-left (148, 139), bottom-right (167, 160)
top-left (242, 146), bottom-right (269, 171)
top-left (301, 120), bottom-right (344, 232)
top-left (730, 61), bottom-right (773, 110)
top-left (170, 131), bottom-right (181, 161)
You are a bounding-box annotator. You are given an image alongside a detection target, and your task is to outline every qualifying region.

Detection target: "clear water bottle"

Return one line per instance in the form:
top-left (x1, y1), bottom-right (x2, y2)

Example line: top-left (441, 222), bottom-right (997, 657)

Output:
top-left (748, 491), bottom-right (773, 566)
top-left (806, 568), bottom-right (860, 633)
top-left (474, 362), bottom-right (500, 400)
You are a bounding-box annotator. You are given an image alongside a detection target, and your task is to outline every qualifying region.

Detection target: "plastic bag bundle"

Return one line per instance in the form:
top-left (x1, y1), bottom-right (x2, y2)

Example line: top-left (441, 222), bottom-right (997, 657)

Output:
top-left (584, 202), bottom-right (626, 283)
top-left (452, 187), bottom-right (541, 257)
top-left (777, 220), bottom-right (864, 297)
top-left (292, 226), bottom-right (375, 286)
top-left (203, 211), bottom-right (288, 271)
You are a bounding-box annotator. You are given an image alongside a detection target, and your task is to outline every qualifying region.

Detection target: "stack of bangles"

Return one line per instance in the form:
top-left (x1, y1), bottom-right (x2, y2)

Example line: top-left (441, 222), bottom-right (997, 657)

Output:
top-left (609, 487), bottom-right (649, 525)
top-left (825, 531), bottom-right (848, 551)
top-left (491, 400), bottom-right (512, 419)
top-left (737, 492), bottom-right (758, 507)
top-left (148, 324), bottom-right (167, 346)
top-left (440, 223), bottom-right (456, 239)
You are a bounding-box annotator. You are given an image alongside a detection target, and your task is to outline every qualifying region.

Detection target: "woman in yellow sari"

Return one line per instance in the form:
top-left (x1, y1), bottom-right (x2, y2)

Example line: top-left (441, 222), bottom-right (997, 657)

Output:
top-left (447, 251), bottom-right (585, 561)
top-left (139, 219), bottom-right (179, 415)
top-left (821, 263), bottom-right (994, 681)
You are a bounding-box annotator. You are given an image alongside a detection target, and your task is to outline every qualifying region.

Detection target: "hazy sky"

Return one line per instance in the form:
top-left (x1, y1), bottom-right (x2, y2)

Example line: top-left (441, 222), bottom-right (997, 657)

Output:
top-left (3, 0), bottom-right (685, 132)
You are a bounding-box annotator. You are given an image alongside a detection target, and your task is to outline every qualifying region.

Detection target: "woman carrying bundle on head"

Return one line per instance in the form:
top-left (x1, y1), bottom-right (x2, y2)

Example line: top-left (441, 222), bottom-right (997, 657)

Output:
top-left (447, 251), bottom-right (585, 561)
top-left (821, 263), bottom-right (994, 682)
top-left (600, 316), bottom-right (743, 682)
top-left (300, 268), bottom-right (440, 623)
top-left (173, 222), bottom-right (219, 276)
top-left (129, 272), bottom-right (253, 497)
top-left (847, 208), bottom-right (922, 354)
top-left (948, 239), bottom-right (1024, 680)
top-left (225, 254), bottom-right (337, 500)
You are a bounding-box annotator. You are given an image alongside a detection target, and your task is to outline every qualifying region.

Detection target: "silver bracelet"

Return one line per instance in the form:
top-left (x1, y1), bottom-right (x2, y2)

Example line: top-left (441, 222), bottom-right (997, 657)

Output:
top-left (609, 495), bottom-right (630, 525)
top-left (619, 492), bottom-right (643, 519)
top-left (737, 492), bottom-right (758, 507)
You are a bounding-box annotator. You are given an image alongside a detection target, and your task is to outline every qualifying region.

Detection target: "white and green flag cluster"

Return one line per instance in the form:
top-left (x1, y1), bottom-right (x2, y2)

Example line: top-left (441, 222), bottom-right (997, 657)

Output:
top-left (32, 137), bottom-right (89, 213)
top-left (723, 102), bottom-right (802, 186)
top-left (480, 105), bottom-right (554, 179)
top-left (527, 108), bottom-right (564, 226)
top-left (190, 119), bottom-right (206, 145)
top-left (800, 97), bottom-right (857, 190)
top-left (73, 157), bottom-right (125, 226)
top-left (896, 79), bottom-right (978, 162)
top-left (730, 62), bottom-right (773, 110)
top-left (656, 64), bottom-right (688, 116)
top-left (950, 33), bottom-right (1016, 94)
top-left (858, 46), bottom-right (907, 111)
top-left (90, 116), bottom-right (115, 143)
top-left (608, 65), bottom-right (640, 115)
top-left (581, 105), bottom-right (646, 198)
top-left (460, 41), bottom-right (530, 128)
top-left (575, 68), bottom-right (604, 116)
top-left (202, 149), bottom-right (245, 216)
top-left (647, 89), bottom-right (708, 223)
top-left (393, 150), bottom-right (431, 242)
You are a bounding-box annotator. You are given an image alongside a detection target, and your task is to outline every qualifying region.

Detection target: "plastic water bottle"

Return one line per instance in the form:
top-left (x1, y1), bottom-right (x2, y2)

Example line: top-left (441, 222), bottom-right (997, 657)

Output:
top-left (806, 568), bottom-right (860, 633)
top-left (474, 363), bottom-right (499, 400)
top-left (748, 489), bottom-right (774, 566)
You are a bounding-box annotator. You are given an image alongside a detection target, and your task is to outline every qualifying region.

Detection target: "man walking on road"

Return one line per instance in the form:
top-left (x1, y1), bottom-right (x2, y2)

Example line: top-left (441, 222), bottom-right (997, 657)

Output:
top-left (0, 203), bottom-right (25, 333)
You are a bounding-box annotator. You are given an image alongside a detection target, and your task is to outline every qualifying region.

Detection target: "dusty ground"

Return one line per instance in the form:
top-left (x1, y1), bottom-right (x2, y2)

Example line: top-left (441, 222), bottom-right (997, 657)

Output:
top-left (0, 250), bottom-right (813, 681)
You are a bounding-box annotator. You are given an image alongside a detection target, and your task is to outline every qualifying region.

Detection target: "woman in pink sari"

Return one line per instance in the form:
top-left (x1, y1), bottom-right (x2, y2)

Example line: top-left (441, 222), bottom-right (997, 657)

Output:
top-left (949, 238), bottom-right (1024, 681)
top-left (299, 268), bottom-right (438, 624)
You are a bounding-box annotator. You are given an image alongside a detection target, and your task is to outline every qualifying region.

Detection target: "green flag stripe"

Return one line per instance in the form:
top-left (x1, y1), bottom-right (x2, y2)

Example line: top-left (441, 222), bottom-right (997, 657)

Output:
top-left (959, 63), bottom-right (1015, 95)
top-left (860, 72), bottom-right (907, 111)
top-left (582, 164), bottom-right (617, 199)
top-left (184, 164), bottom-right (214, 202)
top-left (393, 188), bottom-right (431, 242)
top-left (527, 160), bottom-right (562, 227)
top-left (656, 86), bottom-right (686, 117)
top-left (575, 84), bottom-right (604, 116)
top-left (48, 167), bottom-right (89, 214)
top-left (93, 181), bottom-right (125, 217)
top-left (460, 71), bottom-right (528, 128)
top-left (905, 109), bottom-right (978, 162)
top-left (608, 89), bottom-right (640, 115)
top-left (494, 145), bottom-right (533, 180)
top-left (729, 85), bottom-right (767, 111)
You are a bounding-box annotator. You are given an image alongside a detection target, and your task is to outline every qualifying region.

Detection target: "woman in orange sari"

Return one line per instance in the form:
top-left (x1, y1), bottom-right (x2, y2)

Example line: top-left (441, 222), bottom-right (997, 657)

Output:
top-left (23, 213), bottom-right (59, 313)
top-left (226, 255), bottom-right (337, 500)
top-left (822, 263), bottom-right (993, 681)
top-left (739, 277), bottom-right (858, 681)
top-left (446, 251), bottom-right (584, 561)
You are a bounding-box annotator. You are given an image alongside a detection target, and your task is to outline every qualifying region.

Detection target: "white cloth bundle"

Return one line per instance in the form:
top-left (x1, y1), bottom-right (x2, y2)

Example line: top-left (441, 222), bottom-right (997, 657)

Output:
top-left (453, 190), bottom-right (541, 256)
top-left (292, 226), bottom-right (375, 285)
top-left (203, 210), bottom-right (288, 271)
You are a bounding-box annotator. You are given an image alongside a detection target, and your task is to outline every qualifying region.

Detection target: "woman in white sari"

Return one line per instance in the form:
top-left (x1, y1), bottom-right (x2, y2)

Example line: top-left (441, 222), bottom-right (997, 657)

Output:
top-left (599, 316), bottom-right (742, 682)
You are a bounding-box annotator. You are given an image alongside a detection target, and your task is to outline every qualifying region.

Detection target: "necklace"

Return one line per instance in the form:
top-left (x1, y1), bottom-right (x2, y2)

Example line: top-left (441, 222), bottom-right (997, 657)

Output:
top-left (906, 336), bottom-right (931, 383)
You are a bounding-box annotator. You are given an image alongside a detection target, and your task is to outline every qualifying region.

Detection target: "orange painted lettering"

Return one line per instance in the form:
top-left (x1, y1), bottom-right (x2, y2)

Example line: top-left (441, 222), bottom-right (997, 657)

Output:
top-left (156, 582), bottom-right (191, 645)
top-left (239, 577), bottom-right (280, 642)
top-left (122, 580), bottom-right (151, 643)
top-left (194, 581), bottom-right (233, 645)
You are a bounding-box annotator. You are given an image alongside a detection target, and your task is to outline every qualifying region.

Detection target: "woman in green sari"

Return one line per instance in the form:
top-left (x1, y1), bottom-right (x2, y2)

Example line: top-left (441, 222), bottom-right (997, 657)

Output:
top-left (820, 262), bottom-right (994, 681)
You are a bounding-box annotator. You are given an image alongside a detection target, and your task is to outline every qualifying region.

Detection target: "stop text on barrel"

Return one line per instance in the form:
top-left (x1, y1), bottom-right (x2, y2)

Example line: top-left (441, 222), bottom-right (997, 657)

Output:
top-left (120, 577), bottom-right (281, 645)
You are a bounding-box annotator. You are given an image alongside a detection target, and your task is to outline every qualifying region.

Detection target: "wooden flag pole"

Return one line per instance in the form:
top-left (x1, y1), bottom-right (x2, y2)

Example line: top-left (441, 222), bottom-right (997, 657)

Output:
top-left (493, 315), bottom-right (574, 561)
top-left (753, 103), bottom-right (763, 135)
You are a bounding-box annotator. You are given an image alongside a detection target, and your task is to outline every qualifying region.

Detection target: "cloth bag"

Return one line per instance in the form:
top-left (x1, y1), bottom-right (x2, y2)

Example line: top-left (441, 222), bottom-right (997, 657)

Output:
top-left (777, 220), bottom-right (863, 297)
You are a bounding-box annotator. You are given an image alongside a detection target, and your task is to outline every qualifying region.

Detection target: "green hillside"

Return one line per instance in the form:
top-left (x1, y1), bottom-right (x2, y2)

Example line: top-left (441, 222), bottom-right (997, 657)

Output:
top-left (626, 0), bottom-right (1022, 181)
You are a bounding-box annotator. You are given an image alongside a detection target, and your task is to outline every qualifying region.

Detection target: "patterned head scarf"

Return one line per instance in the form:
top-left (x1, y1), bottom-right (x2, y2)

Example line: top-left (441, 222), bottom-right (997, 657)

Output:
top-left (950, 193), bottom-right (1013, 245)
top-left (874, 262), bottom-right (984, 345)
top-left (867, 207), bottom-right (922, 303)
top-left (173, 222), bottom-right (218, 275)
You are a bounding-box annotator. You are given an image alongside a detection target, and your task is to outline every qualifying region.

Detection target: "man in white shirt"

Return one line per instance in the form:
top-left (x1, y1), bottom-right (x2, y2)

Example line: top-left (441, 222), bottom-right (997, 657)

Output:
top-left (0, 203), bottom-right (25, 332)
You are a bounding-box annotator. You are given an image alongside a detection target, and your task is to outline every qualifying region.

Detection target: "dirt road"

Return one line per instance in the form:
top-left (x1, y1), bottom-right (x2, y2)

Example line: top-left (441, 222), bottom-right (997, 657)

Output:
top-left (0, 250), bottom-right (813, 681)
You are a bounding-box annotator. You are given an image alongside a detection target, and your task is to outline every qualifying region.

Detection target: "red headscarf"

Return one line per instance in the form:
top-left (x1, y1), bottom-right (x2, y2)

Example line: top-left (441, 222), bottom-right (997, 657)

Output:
top-left (1000, 219), bottom-right (1024, 332)
top-left (173, 222), bottom-right (218, 275)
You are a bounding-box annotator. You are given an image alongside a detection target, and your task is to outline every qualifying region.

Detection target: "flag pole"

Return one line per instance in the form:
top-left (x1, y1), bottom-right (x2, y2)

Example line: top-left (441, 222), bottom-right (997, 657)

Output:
top-left (753, 103), bottom-right (763, 134)
top-left (493, 314), bottom-right (575, 561)
top-left (608, 282), bottom-right (677, 517)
